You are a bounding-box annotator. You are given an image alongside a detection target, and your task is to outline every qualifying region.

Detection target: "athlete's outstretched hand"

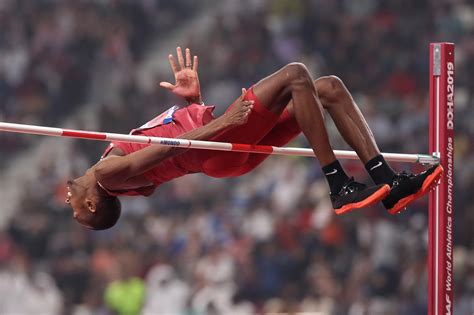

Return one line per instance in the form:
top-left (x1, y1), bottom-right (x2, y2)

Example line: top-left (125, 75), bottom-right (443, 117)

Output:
top-left (222, 88), bottom-right (254, 127)
top-left (160, 47), bottom-right (202, 104)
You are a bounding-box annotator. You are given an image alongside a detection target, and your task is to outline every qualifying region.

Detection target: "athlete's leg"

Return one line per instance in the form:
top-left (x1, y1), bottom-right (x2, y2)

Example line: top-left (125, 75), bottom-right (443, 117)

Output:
top-left (233, 74), bottom-right (391, 176)
top-left (229, 73), bottom-right (389, 177)
top-left (225, 109), bottom-right (301, 176)
top-left (246, 64), bottom-right (390, 214)
top-left (251, 63), bottom-right (336, 166)
top-left (204, 64), bottom-right (389, 214)
top-left (312, 75), bottom-right (443, 214)
top-left (202, 63), bottom-right (336, 178)
top-left (233, 74), bottom-right (393, 175)
top-left (313, 76), bottom-right (399, 188)
top-left (315, 76), bottom-right (381, 164)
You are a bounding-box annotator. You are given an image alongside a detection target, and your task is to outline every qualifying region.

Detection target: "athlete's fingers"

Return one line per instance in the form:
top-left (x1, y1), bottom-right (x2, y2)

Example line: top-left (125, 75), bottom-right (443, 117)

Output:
top-left (168, 54), bottom-right (178, 74)
top-left (193, 56), bottom-right (198, 72)
top-left (177, 47), bottom-right (185, 69)
top-left (159, 81), bottom-right (175, 90)
top-left (242, 100), bottom-right (254, 107)
top-left (241, 88), bottom-right (247, 97)
top-left (185, 48), bottom-right (192, 68)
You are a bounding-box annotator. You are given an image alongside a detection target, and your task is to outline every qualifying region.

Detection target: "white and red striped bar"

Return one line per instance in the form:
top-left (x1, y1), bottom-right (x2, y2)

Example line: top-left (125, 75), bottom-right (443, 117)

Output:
top-left (428, 42), bottom-right (455, 315)
top-left (0, 121), bottom-right (439, 164)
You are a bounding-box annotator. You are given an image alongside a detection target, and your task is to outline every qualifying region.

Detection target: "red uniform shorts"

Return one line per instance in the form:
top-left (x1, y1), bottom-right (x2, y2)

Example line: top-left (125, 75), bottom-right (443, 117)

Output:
top-left (199, 88), bottom-right (301, 177)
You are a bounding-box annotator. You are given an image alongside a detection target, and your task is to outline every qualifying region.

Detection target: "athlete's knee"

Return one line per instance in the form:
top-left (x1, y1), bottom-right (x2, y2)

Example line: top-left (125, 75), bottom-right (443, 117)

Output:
top-left (282, 62), bottom-right (313, 88)
top-left (315, 75), bottom-right (346, 108)
top-left (315, 75), bottom-right (345, 97)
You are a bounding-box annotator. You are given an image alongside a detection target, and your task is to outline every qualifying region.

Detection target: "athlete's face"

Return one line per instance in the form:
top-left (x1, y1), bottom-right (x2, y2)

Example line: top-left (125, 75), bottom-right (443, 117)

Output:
top-left (66, 175), bottom-right (98, 227)
top-left (66, 179), bottom-right (86, 217)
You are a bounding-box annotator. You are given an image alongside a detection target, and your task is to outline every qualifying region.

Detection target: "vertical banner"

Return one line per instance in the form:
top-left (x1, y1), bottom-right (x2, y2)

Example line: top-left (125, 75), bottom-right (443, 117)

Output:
top-left (428, 42), bottom-right (455, 315)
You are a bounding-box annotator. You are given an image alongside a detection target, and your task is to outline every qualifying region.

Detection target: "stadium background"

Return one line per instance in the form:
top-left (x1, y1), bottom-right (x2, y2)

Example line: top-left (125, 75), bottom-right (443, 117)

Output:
top-left (0, 0), bottom-right (472, 314)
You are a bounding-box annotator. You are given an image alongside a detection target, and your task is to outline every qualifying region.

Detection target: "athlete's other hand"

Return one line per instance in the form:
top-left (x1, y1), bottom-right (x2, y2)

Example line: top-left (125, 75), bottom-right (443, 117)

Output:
top-left (223, 88), bottom-right (254, 127)
top-left (160, 47), bottom-right (202, 104)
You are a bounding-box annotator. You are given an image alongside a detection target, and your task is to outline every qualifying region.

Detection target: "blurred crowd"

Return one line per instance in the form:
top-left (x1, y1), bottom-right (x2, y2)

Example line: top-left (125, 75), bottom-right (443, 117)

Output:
top-left (0, 0), bottom-right (473, 314)
top-left (0, 0), bottom-right (200, 166)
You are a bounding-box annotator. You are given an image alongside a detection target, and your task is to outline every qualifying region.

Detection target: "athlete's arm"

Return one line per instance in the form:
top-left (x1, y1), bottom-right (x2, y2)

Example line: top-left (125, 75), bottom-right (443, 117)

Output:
top-left (159, 47), bottom-right (203, 104)
top-left (95, 90), bottom-right (253, 189)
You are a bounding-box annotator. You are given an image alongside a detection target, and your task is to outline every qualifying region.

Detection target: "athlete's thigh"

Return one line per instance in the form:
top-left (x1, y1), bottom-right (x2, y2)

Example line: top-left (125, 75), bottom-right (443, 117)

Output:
top-left (216, 87), bottom-right (280, 144)
top-left (227, 109), bottom-right (301, 177)
top-left (251, 66), bottom-right (296, 115)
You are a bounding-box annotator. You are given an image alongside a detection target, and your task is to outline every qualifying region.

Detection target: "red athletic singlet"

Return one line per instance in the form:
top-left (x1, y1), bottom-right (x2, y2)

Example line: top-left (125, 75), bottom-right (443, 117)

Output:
top-left (101, 103), bottom-right (215, 196)
top-left (101, 88), bottom-right (301, 196)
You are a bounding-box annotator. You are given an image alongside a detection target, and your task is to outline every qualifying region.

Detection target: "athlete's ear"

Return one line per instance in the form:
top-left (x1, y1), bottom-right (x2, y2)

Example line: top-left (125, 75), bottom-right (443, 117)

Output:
top-left (85, 199), bottom-right (97, 213)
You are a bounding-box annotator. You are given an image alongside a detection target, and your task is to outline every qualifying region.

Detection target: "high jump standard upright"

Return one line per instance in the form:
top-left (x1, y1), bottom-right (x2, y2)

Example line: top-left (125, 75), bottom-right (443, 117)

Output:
top-left (428, 42), bottom-right (455, 315)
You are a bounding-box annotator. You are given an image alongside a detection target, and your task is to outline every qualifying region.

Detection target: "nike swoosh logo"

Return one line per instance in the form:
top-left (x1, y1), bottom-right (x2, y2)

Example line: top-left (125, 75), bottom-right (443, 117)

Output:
top-left (370, 161), bottom-right (383, 171)
top-left (325, 169), bottom-right (338, 175)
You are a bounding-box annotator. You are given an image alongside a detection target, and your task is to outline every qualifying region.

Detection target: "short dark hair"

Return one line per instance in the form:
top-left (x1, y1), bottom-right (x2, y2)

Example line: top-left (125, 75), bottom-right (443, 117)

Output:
top-left (81, 194), bottom-right (121, 230)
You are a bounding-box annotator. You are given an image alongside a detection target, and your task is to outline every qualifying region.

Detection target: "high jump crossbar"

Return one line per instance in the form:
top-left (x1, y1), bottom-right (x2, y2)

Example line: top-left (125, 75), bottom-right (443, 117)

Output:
top-left (0, 121), bottom-right (439, 164)
top-left (0, 42), bottom-right (454, 314)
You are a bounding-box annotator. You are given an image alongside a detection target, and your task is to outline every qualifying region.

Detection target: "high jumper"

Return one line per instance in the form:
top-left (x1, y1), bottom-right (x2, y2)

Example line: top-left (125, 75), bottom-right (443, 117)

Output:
top-left (56, 46), bottom-right (442, 230)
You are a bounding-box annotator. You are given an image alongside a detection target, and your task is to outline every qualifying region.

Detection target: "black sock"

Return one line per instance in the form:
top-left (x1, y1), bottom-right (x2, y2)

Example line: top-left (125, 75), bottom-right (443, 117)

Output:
top-left (365, 155), bottom-right (396, 185)
top-left (322, 160), bottom-right (350, 195)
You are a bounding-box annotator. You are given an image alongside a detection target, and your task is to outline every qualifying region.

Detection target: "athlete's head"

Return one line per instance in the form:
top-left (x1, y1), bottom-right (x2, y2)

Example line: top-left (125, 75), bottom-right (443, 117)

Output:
top-left (66, 174), bottom-right (121, 230)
